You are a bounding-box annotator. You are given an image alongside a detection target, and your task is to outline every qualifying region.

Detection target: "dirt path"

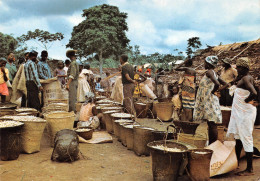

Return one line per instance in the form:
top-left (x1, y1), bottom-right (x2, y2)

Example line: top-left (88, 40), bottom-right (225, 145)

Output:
top-left (1, 129), bottom-right (260, 181)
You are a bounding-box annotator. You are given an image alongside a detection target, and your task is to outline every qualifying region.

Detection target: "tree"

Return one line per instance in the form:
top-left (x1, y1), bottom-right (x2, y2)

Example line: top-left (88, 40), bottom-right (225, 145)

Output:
top-left (67, 4), bottom-right (130, 73)
top-left (18, 29), bottom-right (64, 51)
top-left (0, 32), bottom-right (19, 57)
top-left (186, 37), bottom-right (202, 58)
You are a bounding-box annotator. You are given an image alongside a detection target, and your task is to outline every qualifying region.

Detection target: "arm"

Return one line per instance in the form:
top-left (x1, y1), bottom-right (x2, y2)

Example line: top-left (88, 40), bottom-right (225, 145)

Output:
top-left (31, 62), bottom-right (43, 90)
top-left (125, 73), bottom-right (136, 84)
top-left (206, 70), bottom-right (220, 94)
top-left (175, 67), bottom-right (188, 72)
top-left (243, 76), bottom-right (257, 103)
top-left (66, 63), bottom-right (77, 90)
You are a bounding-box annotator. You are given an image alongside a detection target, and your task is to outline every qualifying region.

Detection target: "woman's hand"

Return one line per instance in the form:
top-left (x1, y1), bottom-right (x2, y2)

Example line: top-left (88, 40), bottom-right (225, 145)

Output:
top-left (248, 100), bottom-right (258, 107)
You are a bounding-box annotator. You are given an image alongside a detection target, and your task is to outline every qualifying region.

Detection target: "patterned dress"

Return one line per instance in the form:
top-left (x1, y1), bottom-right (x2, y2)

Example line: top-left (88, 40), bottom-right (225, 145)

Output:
top-left (181, 75), bottom-right (196, 109)
top-left (193, 71), bottom-right (222, 123)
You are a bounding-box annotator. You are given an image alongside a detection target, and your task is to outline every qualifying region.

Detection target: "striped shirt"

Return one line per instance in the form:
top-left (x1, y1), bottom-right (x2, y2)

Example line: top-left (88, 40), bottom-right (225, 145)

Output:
top-left (24, 60), bottom-right (41, 88)
top-left (37, 60), bottom-right (52, 80)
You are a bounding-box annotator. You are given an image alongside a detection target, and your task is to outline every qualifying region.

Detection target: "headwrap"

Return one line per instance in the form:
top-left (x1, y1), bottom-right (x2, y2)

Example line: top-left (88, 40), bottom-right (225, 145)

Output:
top-left (66, 50), bottom-right (77, 58)
top-left (205, 56), bottom-right (218, 67)
top-left (236, 57), bottom-right (250, 69)
top-left (221, 58), bottom-right (232, 65)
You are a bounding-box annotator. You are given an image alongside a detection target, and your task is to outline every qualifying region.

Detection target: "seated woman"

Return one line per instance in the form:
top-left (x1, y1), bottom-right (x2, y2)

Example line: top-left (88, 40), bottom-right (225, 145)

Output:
top-left (227, 57), bottom-right (258, 176)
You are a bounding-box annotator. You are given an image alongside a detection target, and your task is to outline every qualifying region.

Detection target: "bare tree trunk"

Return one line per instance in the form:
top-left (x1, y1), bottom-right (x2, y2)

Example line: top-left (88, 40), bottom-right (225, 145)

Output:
top-left (99, 50), bottom-right (103, 75)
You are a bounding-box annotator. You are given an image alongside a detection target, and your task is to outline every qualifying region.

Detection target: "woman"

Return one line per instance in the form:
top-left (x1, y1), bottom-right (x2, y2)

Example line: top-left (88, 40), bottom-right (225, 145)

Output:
top-left (0, 58), bottom-right (9, 103)
top-left (227, 57), bottom-right (258, 176)
top-left (77, 63), bottom-right (91, 102)
top-left (193, 56), bottom-right (227, 144)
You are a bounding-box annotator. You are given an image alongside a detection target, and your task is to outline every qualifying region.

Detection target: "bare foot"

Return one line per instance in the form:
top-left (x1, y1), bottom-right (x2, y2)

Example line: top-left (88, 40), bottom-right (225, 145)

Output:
top-left (235, 169), bottom-right (254, 176)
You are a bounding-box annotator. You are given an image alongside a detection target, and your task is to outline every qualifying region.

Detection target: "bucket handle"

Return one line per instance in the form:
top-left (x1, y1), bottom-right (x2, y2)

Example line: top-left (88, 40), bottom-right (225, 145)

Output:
top-left (164, 124), bottom-right (178, 147)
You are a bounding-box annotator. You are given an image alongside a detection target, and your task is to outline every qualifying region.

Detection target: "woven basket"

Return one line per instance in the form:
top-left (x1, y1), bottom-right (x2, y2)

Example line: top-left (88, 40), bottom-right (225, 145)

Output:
top-left (20, 120), bottom-right (47, 153)
top-left (44, 111), bottom-right (75, 147)
top-left (154, 102), bottom-right (173, 121)
top-left (47, 99), bottom-right (68, 106)
top-left (177, 133), bottom-right (207, 148)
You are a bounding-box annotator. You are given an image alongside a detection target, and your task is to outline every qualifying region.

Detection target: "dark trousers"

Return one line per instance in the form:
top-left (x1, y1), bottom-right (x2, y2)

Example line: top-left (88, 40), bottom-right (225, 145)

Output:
top-left (26, 81), bottom-right (41, 111)
top-left (123, 83), bottom-right (135, 114)
top-left (21, 94), bottom-right (26, 107)
top-left (220, 88), bottom-right (233, 106)
top-left (69, 80), bottom-right (78, 112)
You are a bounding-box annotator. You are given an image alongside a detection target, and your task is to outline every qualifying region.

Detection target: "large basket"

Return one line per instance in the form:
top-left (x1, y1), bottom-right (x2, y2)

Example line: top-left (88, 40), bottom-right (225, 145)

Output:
top-left (20, 119), bottom-right (47, 153)
top-left (177, 133), bottom-right (207, 148)
top-left (44, 111), bottom-right (75, 147)
top-left (154, 102), bottom-right (173, 121)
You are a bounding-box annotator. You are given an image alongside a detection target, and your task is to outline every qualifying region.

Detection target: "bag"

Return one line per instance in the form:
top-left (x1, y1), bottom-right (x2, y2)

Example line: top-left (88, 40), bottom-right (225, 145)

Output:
top-left (51, 129), bottom-right (79, 162)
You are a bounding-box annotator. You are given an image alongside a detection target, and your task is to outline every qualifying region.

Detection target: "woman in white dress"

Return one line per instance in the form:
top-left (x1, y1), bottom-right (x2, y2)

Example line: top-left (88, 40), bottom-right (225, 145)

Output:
top-left (227, 57), bottom-right (258, 176)
top-left (77, 63), bottom-right (91, 102)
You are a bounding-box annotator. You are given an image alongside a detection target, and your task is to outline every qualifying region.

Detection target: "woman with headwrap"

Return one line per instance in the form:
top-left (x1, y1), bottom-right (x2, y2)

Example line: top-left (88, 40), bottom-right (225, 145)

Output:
top-left (193, 56), bottom-right (227, 144)
top-left (227, 57), bottom-right (258, 176)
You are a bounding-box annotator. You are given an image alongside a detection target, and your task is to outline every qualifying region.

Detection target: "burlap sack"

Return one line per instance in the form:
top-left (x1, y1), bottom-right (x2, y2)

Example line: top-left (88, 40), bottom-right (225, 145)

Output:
top-left (206, 140), bottom-right (238, 177)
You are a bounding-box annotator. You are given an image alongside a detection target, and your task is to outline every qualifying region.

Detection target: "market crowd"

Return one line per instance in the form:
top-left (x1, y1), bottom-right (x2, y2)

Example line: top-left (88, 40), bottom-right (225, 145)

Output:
top-left (0, 49), bottom-right (259, 176)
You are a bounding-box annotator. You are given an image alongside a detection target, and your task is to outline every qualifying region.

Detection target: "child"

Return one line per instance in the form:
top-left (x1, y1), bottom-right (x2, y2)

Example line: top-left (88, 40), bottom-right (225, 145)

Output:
top-left (171, 86), bottom-right (182, 121)
top-left (54, 61), bottom-right (66, 86)
top-left (0, 58), bottom-right (9, 103)
top-left (95, 77), bottom-right (102, 90)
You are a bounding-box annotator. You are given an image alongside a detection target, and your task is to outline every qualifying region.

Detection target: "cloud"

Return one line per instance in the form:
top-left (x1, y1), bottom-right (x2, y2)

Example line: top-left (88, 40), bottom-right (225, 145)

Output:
top-left (0, 0), bottom-right (259, 59)
top-left (0, 0), bottom-right (106, 23)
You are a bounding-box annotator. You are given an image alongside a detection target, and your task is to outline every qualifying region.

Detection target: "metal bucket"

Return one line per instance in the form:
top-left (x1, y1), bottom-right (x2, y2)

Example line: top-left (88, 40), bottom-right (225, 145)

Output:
top-left (187, 149), bottom-right (213, 181)
top-left (133, 126), bottom-right (155, 156)
top-left (147, 140), bottom-right (188, 181)
top-left (172, 120), bottom-right (200, 135)
top-left (0, 121), bottom-right (24, 161)
top-left (134, 102), bottom-right (153, 118)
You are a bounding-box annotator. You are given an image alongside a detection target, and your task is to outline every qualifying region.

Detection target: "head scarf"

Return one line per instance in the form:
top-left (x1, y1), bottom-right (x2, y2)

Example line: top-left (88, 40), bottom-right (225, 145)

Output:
top-left (222, 58), bottom-right (232, 65)
top-left (205, 56), bottom-right (218, 67)
top-left (236, 57), bottom-right (250, 69)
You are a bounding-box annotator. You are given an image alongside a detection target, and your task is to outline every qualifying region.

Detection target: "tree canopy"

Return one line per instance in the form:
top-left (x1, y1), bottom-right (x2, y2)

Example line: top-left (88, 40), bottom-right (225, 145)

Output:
top-left (67, 4), bottom-right (130, 73)
top-left (186, 37), bottom-right (202, 58)
top-left (18, 29), bottom-right (64, 51)
top-left (0, 32), bottom-right (19, 57)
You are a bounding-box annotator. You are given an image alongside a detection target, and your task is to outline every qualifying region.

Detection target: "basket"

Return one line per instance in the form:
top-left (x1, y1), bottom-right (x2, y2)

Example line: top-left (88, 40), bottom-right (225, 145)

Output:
top-left (47, 99), bottom-right (68, 106)
top-left (177, 133), bottom-right (207, 148)
top-left (154, 102), bottom-right (173, 121)
top-left (44, 111), bottom-right (75, 147)
top-left (20, 120), bottom-right (47, 153)
top-left (76, 128), bottom-right (93, 140)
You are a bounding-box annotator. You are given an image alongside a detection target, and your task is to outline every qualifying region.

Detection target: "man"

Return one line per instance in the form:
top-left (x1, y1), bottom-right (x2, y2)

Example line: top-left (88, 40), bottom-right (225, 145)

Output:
top-left (24, 50), bottom-right (43, 111)
top-left (219, 58), bottom-right (238, 106)
top-left (175, 59), bottom-right (196, 122)
top-left (120, 54), bottom-right (136, 114)
top-left (5, 52), bottom-right (17, 84)
top-left (66, 50), bottom-right (79, 112)
top-left (37, 50), bottom-right (52, 80)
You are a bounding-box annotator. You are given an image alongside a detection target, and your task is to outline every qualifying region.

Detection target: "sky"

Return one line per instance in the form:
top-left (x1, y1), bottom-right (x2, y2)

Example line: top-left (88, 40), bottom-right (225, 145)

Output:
top-left (0, 0), bottom-right (259, 60)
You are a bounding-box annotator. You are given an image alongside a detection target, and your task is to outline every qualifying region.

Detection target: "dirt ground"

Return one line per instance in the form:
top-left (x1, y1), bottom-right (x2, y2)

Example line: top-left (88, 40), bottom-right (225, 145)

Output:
top-left (1, 127), bottom-right (260, 181)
